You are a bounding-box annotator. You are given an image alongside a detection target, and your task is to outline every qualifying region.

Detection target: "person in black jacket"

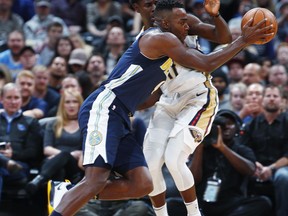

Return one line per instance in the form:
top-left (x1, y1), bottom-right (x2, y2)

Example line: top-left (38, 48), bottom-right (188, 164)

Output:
top-left (0, 82), bottom-right (43, 199)
top-left (190, 109), bottom-right (273, 216)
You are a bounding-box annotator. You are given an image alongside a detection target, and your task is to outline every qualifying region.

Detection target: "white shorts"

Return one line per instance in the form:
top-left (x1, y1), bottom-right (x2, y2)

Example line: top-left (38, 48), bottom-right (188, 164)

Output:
top-left (146, 77), bottom-right (218, 153)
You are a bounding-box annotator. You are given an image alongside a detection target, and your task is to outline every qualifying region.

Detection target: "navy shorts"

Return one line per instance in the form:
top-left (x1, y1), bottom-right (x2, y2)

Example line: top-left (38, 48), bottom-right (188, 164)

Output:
top-left (79, 87), bottom-right (147, 174)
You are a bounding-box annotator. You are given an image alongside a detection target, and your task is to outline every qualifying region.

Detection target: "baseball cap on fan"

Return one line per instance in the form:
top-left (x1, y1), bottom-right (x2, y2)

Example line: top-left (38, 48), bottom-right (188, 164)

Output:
top-left (35, 0), bottom-right (51, 7)
top-left (68, 49), bottom-right (88, 66)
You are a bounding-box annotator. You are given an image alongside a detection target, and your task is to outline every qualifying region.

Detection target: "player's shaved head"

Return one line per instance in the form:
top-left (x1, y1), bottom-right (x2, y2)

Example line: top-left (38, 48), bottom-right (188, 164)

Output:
top-left (154, 0), bottom-right (184, 20)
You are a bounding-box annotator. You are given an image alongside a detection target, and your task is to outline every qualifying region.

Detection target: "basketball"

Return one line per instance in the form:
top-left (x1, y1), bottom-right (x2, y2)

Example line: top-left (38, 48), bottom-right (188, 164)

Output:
top-left (241, 7), bottom-right (278, 45)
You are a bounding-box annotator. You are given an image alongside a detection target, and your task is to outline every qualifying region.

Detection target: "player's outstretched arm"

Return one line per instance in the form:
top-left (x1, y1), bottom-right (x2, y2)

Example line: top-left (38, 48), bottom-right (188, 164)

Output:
top-left (142, 18), bottom-right (274, 73)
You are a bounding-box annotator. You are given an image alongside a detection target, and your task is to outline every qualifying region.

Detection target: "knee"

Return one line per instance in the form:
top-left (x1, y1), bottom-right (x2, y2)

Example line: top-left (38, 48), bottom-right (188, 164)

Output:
top-left (274, 168), bottom-right (288, 185)
top-left (165, 156), bottom-right (178, 172)
top-left (132, 171), bottom-right (154, 197)
top-left (137, 178), bottom-right (153, 197)
top-left (83, 174), bottom-right (108, 195)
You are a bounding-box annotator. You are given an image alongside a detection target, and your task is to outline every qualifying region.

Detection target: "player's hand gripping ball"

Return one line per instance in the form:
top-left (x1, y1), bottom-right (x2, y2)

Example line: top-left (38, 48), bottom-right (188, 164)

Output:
top-left (241, 7), bottom-right (278, 44)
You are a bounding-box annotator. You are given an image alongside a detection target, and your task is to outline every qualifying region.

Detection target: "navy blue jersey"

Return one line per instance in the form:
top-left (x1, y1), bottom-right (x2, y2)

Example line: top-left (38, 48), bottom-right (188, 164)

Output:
top-left (100, 27), bottom-right (172, 113)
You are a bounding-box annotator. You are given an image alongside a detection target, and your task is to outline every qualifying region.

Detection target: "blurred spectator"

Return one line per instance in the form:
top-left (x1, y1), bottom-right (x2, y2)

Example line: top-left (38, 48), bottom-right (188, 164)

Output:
top-left (225, 58), bottom-right (245, 84)
top-left (26, 90), bottom-right (84, 195)
top-left (255, 0), bottom-right (275, 13)
top-left (227, 18), bottom-right (258, 64)
top-left (38, 21), bottom-right (64, 66)
top-left (239, 83), bottom-right (264, 124)
top-left (241, 85), bottom-right (288, 216)
top-left (228, 82), bottom-right (247, 115)
top-left (69, 33), bottom-right (93, 57)
top-left (86, 0), bottom-right (122, 46)
top-left (15, 70), bottom-right (48, 119)
top-left (186, 0), bottom-right (212, 53)
top-left (0, 0), bottom-right (23, 51)
top-left (0, 154), bottom-right (23, 200)
top-left (228, 0), bottom-right (255, 25)
top-left (117, 0), bottom-right (137, 32)
top-left (258, 57), bottom-right (273, 86)
top-left (53, 36), bottom-right (74, 65)
top-left (0, 83), bottom-right (43, 197)
top-left (12, 0), bottom-right (35, 22)
top-left (85, 54), bottom-right (107, 90)
top-left (190, 109), bottom-right (273, 216)
top-left (188, 0), bottom-right (206, 20)
top-left (19, 45), bottom-right (41, 70)
top-left (61, 74), bottom-right (82, 94)
top-left (276, 1), bottom-right (288, 45)
top-left (33, 65), bottom-right (60, 116)
top-left (0, 64), bottom-right (12, 90)
top-left (104, 26), bottom-right (127, 75)
top-left (268, 64), bottom-right (288, 88)
top-left (242, 63), bottom-right (262, 86)
top-left (212, 68), bottom-right (230, 110)
top-left (275, 42), bottom-right (288, 72)
top-left (23, 0), bottom-right (69, 51)
top-left (48, 56), bottom-right (67, 92)
top-left (45, 74), bottom-right (83, 117)
top-left (50, 0), bottom-right (87, 34)
top-left (0, 30), bottom-right (25, 79)
top-left (68, 48), bottom-right (88, 75)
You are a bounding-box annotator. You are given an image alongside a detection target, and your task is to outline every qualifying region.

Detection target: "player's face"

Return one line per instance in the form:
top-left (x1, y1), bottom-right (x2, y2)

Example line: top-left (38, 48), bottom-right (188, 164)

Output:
top-left (168, 8), bottom-right (189, 42)
top-left (134, 0), bottom-right (156, 28)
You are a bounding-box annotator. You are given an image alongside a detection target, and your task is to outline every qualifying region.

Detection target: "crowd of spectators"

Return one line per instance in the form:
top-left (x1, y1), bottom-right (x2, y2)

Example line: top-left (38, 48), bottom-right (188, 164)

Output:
top-left (0, 0), bottom-right (288, 215)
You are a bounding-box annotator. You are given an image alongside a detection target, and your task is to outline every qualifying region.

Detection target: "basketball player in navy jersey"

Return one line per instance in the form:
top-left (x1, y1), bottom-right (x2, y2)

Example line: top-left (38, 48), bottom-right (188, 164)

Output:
top-left (50, 1), bottom-right (274, 215)
top-left (131, 0), bottom-right (231, 215)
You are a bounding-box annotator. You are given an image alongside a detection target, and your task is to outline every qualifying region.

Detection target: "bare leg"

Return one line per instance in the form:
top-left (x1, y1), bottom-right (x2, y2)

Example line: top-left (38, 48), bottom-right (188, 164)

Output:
top-left (149, 191), bottom-right (166, 207)
top-left (55, 166), bottom-right (110, 216)
top-left (180, 185), bottom-right (197, 203)
top-left (98, 166), bottom-right (153, 200)
top-left (55, 166), bottom-right (153, 215)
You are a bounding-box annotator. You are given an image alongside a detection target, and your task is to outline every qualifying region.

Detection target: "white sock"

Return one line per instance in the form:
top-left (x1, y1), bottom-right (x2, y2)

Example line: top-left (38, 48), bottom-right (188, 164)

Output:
top-left (153, 203), bottom-right (169, 216)
top-left (185, 199), bottom-right (201, 216)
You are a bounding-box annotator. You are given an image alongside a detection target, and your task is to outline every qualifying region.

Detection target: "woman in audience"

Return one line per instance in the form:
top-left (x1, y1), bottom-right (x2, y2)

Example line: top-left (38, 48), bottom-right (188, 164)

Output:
top-left (229, 82), bottom-right (247, 115)
top-left (26, 90), bottom-right (84, 194)
top-left (53, 36), bottom-right (74, 65)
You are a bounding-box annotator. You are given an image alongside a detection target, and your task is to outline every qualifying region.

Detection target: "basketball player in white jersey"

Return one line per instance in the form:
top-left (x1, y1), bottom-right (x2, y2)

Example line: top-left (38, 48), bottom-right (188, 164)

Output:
top-left (131, 0), bottom-right (230, 215)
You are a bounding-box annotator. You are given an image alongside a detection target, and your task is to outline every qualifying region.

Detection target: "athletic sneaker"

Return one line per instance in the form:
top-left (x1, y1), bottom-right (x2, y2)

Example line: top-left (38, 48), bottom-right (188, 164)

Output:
top-left (47, 180), bottom-right (74, 215)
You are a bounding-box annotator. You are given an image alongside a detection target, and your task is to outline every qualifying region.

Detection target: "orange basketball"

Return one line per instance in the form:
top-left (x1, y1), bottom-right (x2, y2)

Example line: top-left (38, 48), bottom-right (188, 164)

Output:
top-left (241, 7), bottom-right (278, 45)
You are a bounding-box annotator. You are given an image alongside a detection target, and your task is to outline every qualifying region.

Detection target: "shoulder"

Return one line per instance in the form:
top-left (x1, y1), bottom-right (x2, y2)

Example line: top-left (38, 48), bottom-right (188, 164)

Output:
top-left (46, 88), bottom-right (60, 99)
top-left (31, 96), bottom-right (47, 105)
top-left (0, 50), bottom-right (10, 59)
top-left (233, 140), bottom-right (256, 161)
top-left (142, 28), bottom-right (177, 44)
top-left (11, 13), bottom-right (24, 24)
top-left (20, 114), bottom-right (40, 126)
